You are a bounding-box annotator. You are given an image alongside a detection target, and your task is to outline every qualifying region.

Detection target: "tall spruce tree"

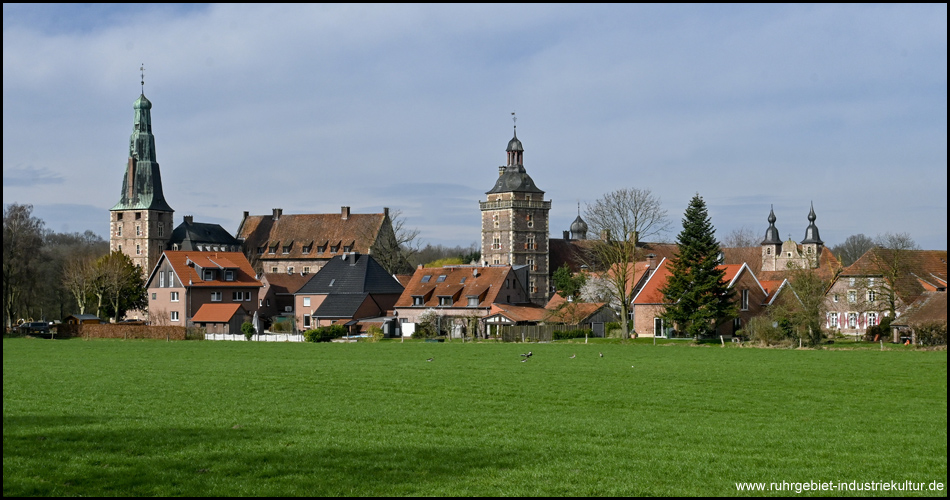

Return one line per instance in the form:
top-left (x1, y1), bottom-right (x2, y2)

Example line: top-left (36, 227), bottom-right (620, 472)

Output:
top-left (660, 194), bottom-right (736, 338)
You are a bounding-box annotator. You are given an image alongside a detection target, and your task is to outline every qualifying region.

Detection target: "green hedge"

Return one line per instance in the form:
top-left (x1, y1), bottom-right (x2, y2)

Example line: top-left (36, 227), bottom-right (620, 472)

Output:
top-left (553, 328), bottom-right (593, 340)
top-left (303, 325), bottom-right (348, 343)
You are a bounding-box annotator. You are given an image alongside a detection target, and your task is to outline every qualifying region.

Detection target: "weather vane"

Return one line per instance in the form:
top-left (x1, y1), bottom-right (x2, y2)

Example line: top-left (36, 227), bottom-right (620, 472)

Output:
top-left (511, 111), bottom-right (517, 131)
top-left (140, 64), bottom-right (145, 94)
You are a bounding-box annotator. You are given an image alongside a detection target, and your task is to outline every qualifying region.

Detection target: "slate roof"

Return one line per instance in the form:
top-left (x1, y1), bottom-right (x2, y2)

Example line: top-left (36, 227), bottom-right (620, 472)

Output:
top-left (296, 253), bottom-right (404, 295)
top-left (147, 251), bottom-right (262, 289)
top-left (261, 272), bottom-right (312, 295)
top-left (168, 219), bottom-right (241, 251)
top-left (237, 211), bottom-right (387, 261)
top-left (312, 294), bottom-right (372, 318)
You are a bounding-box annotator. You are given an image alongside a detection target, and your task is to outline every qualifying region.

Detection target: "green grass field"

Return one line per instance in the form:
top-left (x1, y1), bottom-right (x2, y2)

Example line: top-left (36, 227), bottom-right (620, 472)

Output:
top-left (3, 337), bottom-right (947, 496)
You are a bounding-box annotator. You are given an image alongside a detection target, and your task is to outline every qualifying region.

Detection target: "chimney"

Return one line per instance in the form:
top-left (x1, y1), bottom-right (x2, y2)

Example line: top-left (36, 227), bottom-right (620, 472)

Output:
top-left (243, 211), bottom-right (249, 220)
top-left (563, 230), bottom-right (570, 240)
top-left (498, 166), bottom-right (506, 177)
top-left (647, 253), bottom-right (657, 270)
top-left (341, 206), bottom-right (350, 220)
top-left (349, 252), bottom-right (357, 266)
top-left (383, 207), bottom-right (389, 218)
top-left (184, 215), bottom-right (193, 225)
top-left (272, 208), bottom-right (282, 221)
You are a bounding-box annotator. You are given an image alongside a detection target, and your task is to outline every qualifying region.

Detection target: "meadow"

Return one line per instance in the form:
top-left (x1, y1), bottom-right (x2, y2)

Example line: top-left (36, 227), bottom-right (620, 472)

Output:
top-left (3, 337), bottom-right (946, 496)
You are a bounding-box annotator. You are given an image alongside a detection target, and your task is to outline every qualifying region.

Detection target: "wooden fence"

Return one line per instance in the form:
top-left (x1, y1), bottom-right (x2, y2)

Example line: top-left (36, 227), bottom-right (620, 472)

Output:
top-left (497, 324), bottom-right (578, 342)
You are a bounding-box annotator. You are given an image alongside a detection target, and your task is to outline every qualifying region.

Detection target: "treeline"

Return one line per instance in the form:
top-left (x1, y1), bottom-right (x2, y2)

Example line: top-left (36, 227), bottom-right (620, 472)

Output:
top-left (409, 243), bottom-right (480, 269)
top-left (2, 204), bottom-right (145, 329)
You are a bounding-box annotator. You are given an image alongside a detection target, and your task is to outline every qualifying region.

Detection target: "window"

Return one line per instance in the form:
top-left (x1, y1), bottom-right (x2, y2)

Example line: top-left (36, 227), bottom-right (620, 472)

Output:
top-left (492, 235), bottom-right (501, 250)
top-left (136, 225), bottom-right (141, 236)
top-left (330, 244), bottom-right (340, 253)
top-left (246, 293), bottom-right (251, 302)
top-left (259, 299), bottom-right (263, 307)
top-left (135, 212), bottom-right (141, 220)
top-left (160, 272), bottom-right (165, 288)
top-left (170, 291), bottom-right (179, 302)
top-left (849, 277), bottom-right (856, 287)
top-left (304, 315), bottom-right (311, 328)
top-left (867, 312), bottom-right (878, 327)
top-left (828, 312), bottom-right (838, 328)
top-left (117, 225), bottom-right (122, 237)
top-left (272, 267), bottom-right (279, 273)
top-left (302, 244), bottom-right (312, 254)
top-left (157, 222), bottom-right (164, 237)
top-left (437, 275), bottom-right (446, 283)
top-left (867, 290), bottom-right (876, 302)
top-left (317, 244), bottom-right (327, 253)
top-left (268, 245), bottom-right (277, 254)
top-left (421, 276), bottom-right (431, 283)
top-left (766, 247), bottom-right (771, 255)
top-left (266, 299), bottom-right (270, 307)
top-left (847, 290), bottom-right (857, 303)
top-left (343, 245), bottom-right (352, 252)
top-left (526, 235), bottom-right (536, 250)
top-left (741, 289), bottom-right (749, 311)
top-left (847, 313), bottom-right (858, 329)
top-left (413, 296), bottom-right (424, 306)
top-left (733, 317), bottom-right (741, 331)
top-left (117, 213), bottom-right (123, 221)
top-left (493, 214), bottom-right (499, 228)
top-left (136, 244), bottom-right (141, 255)
top-left (303, 267), bottom-right (311, 274)
top-left (282, 244), bottom-right (291, 254)
top-left (460, 277), bottom-right (466, 284)
top-left (467, 297), bottom-right (478, 307)
top-left (211, 292), bottom-right (222, 302)
top-left (526, 214), bottom-right (534, 228)
top-left (439, 296), bottom-right (452, 306)
top-left (833, 293), bottom-right (839, 303)
top-left (530, 278), bottom-right (537, 294)
top-left (171, 311), bottom-right (179, 322)
top-left (225, 270), bottom-right (234, 281)
top-left (304, 297), bottom-right (311, 307)
top-left (493, 256), bottom-right (500, 265)
top-left (528, 258), bottom-right (536, 271)
top-left (258, 246), bottom-right (266, 255)
top-left (117, 244), bottom-right (122, 252)
top-left (203, 270), bottom-right (214, 281)
top-left (654, 317), bottom-right (666, 337)
top-left (151, 293), bottom-right (156, 300)
top-left (288, 267), bottom-right (294, 274)
top-left (233, 291), bottom-right (243, 301)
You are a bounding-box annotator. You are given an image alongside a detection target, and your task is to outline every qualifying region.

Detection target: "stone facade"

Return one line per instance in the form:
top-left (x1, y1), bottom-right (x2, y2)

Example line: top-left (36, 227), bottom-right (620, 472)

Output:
top-left (110, 209), bottom-right (173, 277)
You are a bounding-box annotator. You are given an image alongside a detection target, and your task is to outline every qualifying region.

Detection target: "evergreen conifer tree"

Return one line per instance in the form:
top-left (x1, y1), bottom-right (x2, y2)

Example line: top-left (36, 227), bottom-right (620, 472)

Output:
top-left (659, 194), bottom-right (736, 338)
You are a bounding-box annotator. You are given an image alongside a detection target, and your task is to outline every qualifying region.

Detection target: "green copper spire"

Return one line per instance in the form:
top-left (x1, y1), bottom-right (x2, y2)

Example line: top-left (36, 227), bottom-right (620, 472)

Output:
top-left (111, 85), bottom-right (173, 212)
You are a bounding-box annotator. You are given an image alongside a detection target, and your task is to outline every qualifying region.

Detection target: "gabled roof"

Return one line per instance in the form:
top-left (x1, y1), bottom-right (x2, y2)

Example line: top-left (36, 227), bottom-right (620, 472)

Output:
top-left (296, 253), bottom-right (404, 295)
top-left (890, 291), bottom-right (947, 327)
top-left (262, 272), bottom-right (312, 295)
top-left (146, 251), bottom-right (262, 288)
top-left (394, 265), bottom-right (517, 308)
top-left (486, 303), bottom-right (551, 323)
top-left (543, 294), bottom-right (613, 324)
top-left (725, 245), bottom-right (842, 283)
top-left (192, 303), bottom-right (245, 323)
top-left (632, 258), bottom-right (765, 305)
top-left (237, 211), bottom-right (388, 260)
top-left (168, 219), bottom-right (241, 251)
top-left (312, 293), bottom-right (373, 318)
top-left (835, 248), bottom-right (948, 305)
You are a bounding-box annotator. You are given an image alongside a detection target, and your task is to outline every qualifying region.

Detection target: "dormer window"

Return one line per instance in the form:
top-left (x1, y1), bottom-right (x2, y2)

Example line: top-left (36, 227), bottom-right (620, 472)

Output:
top-left (317, 244), bottom-right (327, 253)
top-left (330, 244), bottom-right (340, 253)
top-left (438, 296), bottom-right (452, 306)
top-left (258, 246), bottom-right (265, 255)
top-left (302, 244), bottom-right (312, 254)
top-left (343, 245), bottom-right (352, 252)
top-left (225, 270), bottom-right (234, 281)
top-left (413, 296), bottom-right (424, 306)
top-left (467, 297), bottom-right (478, 307)
top-left (269, 244), bottom-right (278, 254)
top-left (203, 269), bottom-right (214, 281)
top-left (282, 244), bottom-right (292, 254)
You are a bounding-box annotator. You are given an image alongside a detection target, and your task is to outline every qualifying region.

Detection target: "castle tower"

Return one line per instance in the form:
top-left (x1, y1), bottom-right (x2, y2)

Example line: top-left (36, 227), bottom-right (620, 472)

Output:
top-left (800, 202), bottom-right (823, 267)
top-left (760, 205), bottom-right (782, 272)
top-left (109, 75), bottom-right (174, 277)
top-left (479, 121), bottom-right (551, 305)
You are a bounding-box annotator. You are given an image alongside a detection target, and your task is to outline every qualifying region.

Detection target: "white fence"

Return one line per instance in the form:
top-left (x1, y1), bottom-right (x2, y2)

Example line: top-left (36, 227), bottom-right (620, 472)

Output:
top-left (204, 333), bottom-right (305, 342)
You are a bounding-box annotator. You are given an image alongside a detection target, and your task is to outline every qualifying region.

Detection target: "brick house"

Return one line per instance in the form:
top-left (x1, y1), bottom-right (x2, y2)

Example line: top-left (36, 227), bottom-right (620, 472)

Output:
top-left (824, 249), bottom-right (947, 337)
top-left (630, 258), bottom-right (771, 337)
top-left (146, 251), bottom-right (262, 328)
top-left (236, 206), bottom-right (399, 275)
top-left (294, 253), bottom-right (404, 332)
top-left (258, 272), bottom-right (312, 326)
top-left (393, 264), bottom-right (530, 337)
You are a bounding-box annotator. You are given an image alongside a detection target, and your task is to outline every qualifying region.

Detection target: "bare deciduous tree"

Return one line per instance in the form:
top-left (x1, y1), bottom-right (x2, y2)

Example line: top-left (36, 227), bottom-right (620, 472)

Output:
top-left (3, 203), bottom-right (45, 329)
top-left (583, 188), bottom-right (670, 337)
top-left (721, 226), bottom-right (761, 266)
top-left (868, 232), bottom-right (921, 317)
top-left (830, 233), bottom-right (875, 267)
top-left (370, 208), bottom-right (421, 275)
top-left (62, 256), bottom-right (98, 315)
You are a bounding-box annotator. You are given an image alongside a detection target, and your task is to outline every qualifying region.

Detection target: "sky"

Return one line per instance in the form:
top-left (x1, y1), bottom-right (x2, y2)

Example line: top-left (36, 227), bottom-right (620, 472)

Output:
top-left (3, 4), bottom-right (947, 251)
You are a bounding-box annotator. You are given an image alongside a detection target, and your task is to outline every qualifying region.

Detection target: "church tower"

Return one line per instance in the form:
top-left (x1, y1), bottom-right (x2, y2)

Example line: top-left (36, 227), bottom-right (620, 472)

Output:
top-left (799, 202), bottom-right (823, 266)
top-left (760, 205), bottom-right (782, 272)
top-left (479, 119), bottom-right (551, 305)
top-left (109, 70), bottom-right (174, 277)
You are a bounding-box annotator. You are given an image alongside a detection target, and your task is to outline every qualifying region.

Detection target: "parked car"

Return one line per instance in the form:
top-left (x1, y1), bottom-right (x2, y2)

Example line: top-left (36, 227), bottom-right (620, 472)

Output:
top-left (18, 322), bottom-right (50, 335)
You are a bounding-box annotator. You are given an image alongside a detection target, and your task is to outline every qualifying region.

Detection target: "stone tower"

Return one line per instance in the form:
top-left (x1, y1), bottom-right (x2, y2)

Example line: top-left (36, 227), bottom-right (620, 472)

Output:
top-left (109, 88), bottom-right (174, 277)
top-left (799, 202), bottom-right (824, 266)
top-left (479, 125), bottom-right (551, 305)
top-left (760, 204), bottom-right (823, 272)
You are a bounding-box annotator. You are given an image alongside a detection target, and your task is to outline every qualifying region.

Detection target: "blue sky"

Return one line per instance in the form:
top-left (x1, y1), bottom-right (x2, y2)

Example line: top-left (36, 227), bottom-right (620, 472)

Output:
top-left (3, 4), bottom-right (947, 250)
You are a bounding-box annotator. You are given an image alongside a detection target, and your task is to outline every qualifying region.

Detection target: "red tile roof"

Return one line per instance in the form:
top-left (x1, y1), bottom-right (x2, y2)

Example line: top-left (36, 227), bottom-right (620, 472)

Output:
top-left (394, 265), bottom-right (515, 308)
top-left (487, 303), bottom-right (551, 323)
top-left (192, 303), bottom-right (245, 323)
top-left (632, 259), bottom-right (763, 305)
top-left (237, 211), bottom-right (388, 261)
top-left (157, 251), bottom-right (262, 288)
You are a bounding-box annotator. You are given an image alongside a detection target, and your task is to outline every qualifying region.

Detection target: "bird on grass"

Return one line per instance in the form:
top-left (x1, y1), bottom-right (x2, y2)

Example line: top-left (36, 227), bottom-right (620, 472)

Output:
top-left (569, 354), bottom-right (576, 359)
top-left (520, 352), bottom-right (528, 357)
top-left (520, 358), bottom-right (528, 363)
top-left (426, 357), bottom-right (434, 362)
top-left (599, 352), bottom-right (603, 358)
top-left (526, 351), bottom-right (533, 357)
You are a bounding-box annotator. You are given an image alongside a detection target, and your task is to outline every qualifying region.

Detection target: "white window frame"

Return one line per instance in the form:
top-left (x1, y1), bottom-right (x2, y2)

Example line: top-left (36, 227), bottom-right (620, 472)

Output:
top-left (170, 291), bottom-right (179, 302)
top-left (211, 292), bottom-right (222, 302)
top-left (225, 270), bottom-right (234, 281)
top-left (303, 297), bottom-right (311, 307)
top-left (204, 269), bottom-right (214, 281)
top-left (170, 311), bottom-right (179, 322)
top-left (867, 312), bottom-right (878, 327)
top-left (741, 289), bottom-right (749, 311)
top-left (160, 272), bottom-right (165, 288)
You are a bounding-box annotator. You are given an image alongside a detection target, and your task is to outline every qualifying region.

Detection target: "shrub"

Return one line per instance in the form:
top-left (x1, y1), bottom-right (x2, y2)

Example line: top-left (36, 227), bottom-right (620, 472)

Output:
top-left (553, 328), bottom-right (593, 340)
top-left (746, 316), bottom-right (789, 346)
top-left (366, 325), bottom-right (384, 342)
top-left (915, 321), bottom-right (947, 346)
top-left (271, 317), bottom-right (294, 333)
top-left (864, 316), bottom-right (893, 342)
top-left (304, 325), bottom-right (348, 343)
top-left (242, 322), bottom-right (256, 340)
